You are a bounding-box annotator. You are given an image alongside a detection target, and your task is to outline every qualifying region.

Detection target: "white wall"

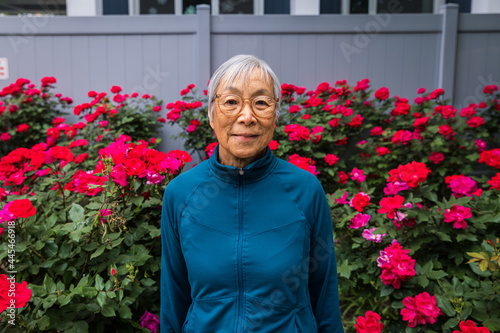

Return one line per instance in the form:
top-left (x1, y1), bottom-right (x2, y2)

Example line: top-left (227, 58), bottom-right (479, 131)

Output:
top-left (471, 0), bottom-right (500, 13)
top-left (66, 0), bottom-right (98, 16)
top-left (291, 0), bottom-right (319, 15)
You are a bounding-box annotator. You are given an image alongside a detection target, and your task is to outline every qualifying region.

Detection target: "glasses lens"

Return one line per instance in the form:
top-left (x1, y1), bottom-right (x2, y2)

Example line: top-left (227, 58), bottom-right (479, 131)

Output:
top-left (252, 96), bottom-right (274, 116)
top-left (218, 94), bottom-right (242, 114)
top-left (217, 94), bottom-right (276, 117)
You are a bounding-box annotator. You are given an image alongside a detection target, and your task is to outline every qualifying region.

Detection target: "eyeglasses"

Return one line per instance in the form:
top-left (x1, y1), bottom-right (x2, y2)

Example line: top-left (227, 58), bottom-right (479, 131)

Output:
top-left (215, 94), bottom-right (278, 118)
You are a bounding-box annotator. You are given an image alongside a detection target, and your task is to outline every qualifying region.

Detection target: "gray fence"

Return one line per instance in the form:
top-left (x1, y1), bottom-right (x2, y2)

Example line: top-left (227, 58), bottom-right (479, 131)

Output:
top-left (0, 4), bottom-right (499, 154)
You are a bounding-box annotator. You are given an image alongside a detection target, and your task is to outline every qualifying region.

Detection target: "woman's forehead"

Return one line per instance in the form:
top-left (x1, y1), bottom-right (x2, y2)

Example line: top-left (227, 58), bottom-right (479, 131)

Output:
top-left (218, 68), bottom-right (273, 93)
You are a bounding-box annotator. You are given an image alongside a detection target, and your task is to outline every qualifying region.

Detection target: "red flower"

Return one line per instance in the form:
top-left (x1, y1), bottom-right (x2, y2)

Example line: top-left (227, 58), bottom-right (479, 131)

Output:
top-left (391, 130), bottom-right (412, 145)
top-left (374, 87), bottom-right (389, 100)
top-left (391, 102), bottom-right (410, 116)
top-left (16, 123), bottom-right (30, 133)
top-left (346, 114), bottom-right (364, 127)
top-left (288, 154), bottom-right (318, 176)
top-left (479, 149), bottom-right (500, 169)
top-left (110, 85), bottom-right (122, 93)
top-left (370, 126), bottom-right (384, 136)
top-left (205, 142), bottom-right (218, 158)
top-left (453, 320), bottom-right (491, 333)
top-left (376, 147), bottom-right (390, 156)
top-left (74, 153), bottom-right (89, 164)
top-left (328, 118), bottom-right (340, 128)
top-left (0, 274), bottom-right (32, 311)
top-left (429, 152), bottom-right (444, 164)
top-left (488, 173), bottom-right (500, 190)
top-left (466, 116), bottom-right (485, 128)
top-left (351, 192), bottom-right (371, 212)
top-left (483, 84), bottom-right (498, 94)
top-left (355, 311), bottom-right (384, 333)
top-left (324, 154), bottom-right (339, 166)
top-left (337, 171), bottom-right (348, 184)
top-left (387, 161), bottom-right (430, 188)
top-left (50, 146), bottom-right (74, 163)
top-left (401, 292), bottom-right (442, 328)
top-left (438, 124), bottom-right (454, 138)
top-left (7, 199), bottom-right (36, 218)
top-left (378, 195), bottom-right (405, 219)
top-left (440, 105), bottom-right (457, 118)
top-left (413, 116), bottom-right (429, 130)
top-left (284, 124), bottom-right (310, 141)
top-left (268, 140), bottom-right (279, 150)
top-left (288, 105), bottom-right (302, 113)
top-left (444, 204), bottom-right (472, 229)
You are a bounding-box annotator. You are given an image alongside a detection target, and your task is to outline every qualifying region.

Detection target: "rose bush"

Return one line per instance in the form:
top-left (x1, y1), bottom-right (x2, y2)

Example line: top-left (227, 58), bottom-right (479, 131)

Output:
top-left (0, 81), bottom-right (191, 332)
top-left (164, 81), bottom-right (500, 332)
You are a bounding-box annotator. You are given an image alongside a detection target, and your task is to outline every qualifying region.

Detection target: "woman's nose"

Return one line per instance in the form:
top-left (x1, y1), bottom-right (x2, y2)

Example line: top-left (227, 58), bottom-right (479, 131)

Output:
top-left (238, 101), bottom-right (255, 124)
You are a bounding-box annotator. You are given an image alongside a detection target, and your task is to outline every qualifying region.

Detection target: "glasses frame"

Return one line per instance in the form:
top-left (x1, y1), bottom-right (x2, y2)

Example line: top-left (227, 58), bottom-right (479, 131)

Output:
top-left (214, 94), bottom-right (279, 119)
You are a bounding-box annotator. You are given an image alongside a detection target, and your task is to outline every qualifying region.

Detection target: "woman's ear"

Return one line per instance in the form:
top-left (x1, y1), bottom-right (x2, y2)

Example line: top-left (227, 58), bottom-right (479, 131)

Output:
top-left (208, 109), bottom-right (214, 130)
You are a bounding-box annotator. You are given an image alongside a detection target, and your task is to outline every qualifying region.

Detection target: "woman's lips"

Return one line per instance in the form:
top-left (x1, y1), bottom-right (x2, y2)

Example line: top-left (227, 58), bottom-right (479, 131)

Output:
top-left (232, 133), bottom-right (259, 141)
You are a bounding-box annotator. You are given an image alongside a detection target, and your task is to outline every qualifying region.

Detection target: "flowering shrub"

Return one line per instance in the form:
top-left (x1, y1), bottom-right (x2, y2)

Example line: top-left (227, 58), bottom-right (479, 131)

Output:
top-left (0, 81), bottom-right (191, 331)
top-left (164, 81), bottom-right (500, 332)
top-left (0, 77), bottom-right (69, 155)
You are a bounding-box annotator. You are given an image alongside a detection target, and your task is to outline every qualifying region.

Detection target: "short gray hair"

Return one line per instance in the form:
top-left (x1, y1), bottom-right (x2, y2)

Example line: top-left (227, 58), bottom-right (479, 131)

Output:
top-left (207, 54), bottom-right (281, 120)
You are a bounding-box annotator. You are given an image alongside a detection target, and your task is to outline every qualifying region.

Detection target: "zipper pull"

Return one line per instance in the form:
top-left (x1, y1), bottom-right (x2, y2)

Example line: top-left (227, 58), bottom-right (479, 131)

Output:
top-left (239, 168), bottom-right (244, 175)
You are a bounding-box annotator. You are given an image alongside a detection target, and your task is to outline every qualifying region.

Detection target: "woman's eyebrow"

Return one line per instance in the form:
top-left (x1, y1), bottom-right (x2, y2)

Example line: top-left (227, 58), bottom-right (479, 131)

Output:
top-left (222, 87), bottom-right (272, 96)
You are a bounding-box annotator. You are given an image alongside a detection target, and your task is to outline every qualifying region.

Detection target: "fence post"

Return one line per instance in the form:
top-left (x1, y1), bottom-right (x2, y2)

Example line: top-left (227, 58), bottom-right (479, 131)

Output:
top-left (196, 4), bottom-right (211, 90)
top-left (438, 3), bottom-right (459, 104)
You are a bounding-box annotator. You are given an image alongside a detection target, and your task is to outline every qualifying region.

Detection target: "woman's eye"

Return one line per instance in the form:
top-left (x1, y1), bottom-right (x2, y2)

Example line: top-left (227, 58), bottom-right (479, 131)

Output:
top-left (255, 99), bottom-right (270, 107)
top-left (225, 99), bottom-right (239, 106)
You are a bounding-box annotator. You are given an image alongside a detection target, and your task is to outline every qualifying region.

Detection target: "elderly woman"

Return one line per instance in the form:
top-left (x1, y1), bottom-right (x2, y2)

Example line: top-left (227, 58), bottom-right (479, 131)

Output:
top-left (161, 55), bottom-right (344, 332)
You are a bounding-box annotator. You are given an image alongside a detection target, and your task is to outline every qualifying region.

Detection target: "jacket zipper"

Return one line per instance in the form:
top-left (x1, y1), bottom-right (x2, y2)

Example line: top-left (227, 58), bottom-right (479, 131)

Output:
top-left (236, 168), bottom-right (244, 332)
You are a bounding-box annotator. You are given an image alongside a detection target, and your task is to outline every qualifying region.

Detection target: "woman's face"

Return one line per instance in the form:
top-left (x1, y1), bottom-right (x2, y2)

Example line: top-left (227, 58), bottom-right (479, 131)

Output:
top-left (209, 69), bottom-right (276, 168)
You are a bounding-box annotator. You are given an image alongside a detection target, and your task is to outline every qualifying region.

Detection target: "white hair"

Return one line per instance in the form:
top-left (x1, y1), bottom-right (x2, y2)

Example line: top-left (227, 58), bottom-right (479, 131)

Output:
top-left (207, 54), bottom-right (281, 120)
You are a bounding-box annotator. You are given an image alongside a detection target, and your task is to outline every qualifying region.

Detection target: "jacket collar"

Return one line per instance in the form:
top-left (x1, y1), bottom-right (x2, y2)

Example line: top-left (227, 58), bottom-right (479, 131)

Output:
top-left (207, 144), bottom-right (277, 184)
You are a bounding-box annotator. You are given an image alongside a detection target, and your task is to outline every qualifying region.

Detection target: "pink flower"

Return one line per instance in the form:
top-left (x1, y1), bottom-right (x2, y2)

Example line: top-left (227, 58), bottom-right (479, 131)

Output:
top-left (350, 168), bottom-right (366, 183)
top-left (140, 310), bottom-right (160, 333)
top-left (324, 154), bottom-right (339, 166)
top-left (444, 204), bottom-right (472, 229)
top-left (110, 164), bottom-right (128, 187)
top-left (334, 191), bottom-right (349, 204)
top-left (391, 130), bottom-right (413, 145)
top-left (362, 228), bottom-right (386, 243)
top-left (355, 311), bottom-right (384, 333)
top-left (401, 292), bottom-right (442, 328)
top-left (146, 170), bottom-right (165, 185)
top-left (378, 240), bottom-right (415, 289)
top-left (0, 202), bottom-right (16, 223)
top-left (449, 175), bottom-right (481, 198)
top-left (475, 139), bottom-right (487, 152)
top-left (349, 213), bottom-right (371, 229)
top-left (99, 209), bottom-right (112, 223)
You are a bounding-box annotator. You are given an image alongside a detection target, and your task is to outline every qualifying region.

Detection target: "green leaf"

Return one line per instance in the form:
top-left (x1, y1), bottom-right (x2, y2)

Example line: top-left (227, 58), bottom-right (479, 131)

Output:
top-left (90, 245), bottom-right (106, 260)
top-left (95, 274), bottom-right (104, 291)
top-left (118, 305), bottom-right (133, 319)
top-left (435, 294), bottom-right (456, 316)
top-left (426, 270), bottom-right (448, 280)
top-left (483, 319), bottom-right (500, 331)
top-left (101, 304), bottom-right (116, 317)
top-left (69, 203), bottom-right (85, 223)
top-left (96, 292), bottom-right (106, 307)
top-left (43, 275), bottom-right (57, 294)
top-left (443, 318), bottom-right (459, 330)
top-left (380, 284), bottom-right (394, 297)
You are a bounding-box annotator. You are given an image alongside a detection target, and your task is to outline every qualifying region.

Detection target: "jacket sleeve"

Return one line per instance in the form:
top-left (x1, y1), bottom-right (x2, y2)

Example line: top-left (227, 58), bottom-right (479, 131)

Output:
top-left (308, 183), bottom-right (344, 333)
top-left (161, 183), bottom-right (192, 333)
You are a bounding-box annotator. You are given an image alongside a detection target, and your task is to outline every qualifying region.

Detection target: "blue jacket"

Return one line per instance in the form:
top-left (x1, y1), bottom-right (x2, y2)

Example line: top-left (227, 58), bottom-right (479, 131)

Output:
top-left (161, 146), bottom-right (344, 332)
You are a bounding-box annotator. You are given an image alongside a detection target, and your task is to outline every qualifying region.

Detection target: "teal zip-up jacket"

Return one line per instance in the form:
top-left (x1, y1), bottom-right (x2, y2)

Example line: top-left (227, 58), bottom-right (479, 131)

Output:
top-left (161, 145), bottom-right (344, 333)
